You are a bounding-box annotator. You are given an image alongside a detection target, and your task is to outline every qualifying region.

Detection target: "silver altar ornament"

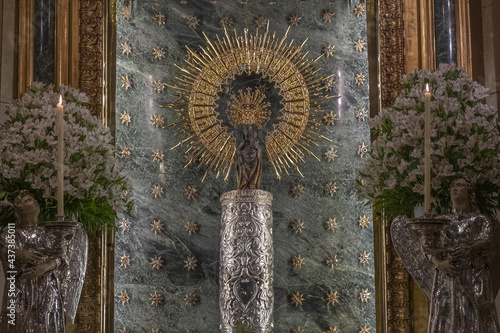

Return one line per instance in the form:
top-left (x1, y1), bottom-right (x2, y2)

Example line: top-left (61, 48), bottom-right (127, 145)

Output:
top-left (0, 190), bottom-right (88, 332)
top-left (391, 175), bottom-right (500, 332)
top-left (220, 190), bottom-right (273, 333)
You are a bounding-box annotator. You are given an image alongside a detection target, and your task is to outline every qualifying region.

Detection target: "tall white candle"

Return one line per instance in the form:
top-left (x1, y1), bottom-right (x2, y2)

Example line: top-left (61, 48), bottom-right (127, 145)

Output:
top-left (424, 84), bottom-right (431, 214)
top-left (56, 96), bottom-right (64, 218)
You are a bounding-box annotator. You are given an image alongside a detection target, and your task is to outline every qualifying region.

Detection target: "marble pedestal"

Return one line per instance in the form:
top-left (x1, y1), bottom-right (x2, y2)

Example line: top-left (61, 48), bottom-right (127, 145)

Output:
top-left (220, 190), bottom-right (274, 333)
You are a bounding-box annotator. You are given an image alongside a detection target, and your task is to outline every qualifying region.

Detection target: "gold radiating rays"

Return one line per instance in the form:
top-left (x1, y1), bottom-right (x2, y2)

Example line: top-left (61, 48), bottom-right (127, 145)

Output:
top-left (165, 27), bottom-right (336, 181)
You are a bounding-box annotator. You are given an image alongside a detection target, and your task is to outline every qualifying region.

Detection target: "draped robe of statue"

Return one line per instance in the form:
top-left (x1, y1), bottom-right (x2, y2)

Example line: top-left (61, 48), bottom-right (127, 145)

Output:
top-left (392, 211), bottom-right (500, 333)
top-left (0, 225), bottom-right (65, 333)
top-left (0, 222), bottom-right (86, 333)
top-left (236, 125), bottom-right (262, 190)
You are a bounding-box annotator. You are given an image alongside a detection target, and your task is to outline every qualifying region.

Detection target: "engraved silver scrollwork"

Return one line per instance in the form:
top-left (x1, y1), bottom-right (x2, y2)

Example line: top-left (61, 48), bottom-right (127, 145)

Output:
top-left (220, 189), bottom-right (274, 333)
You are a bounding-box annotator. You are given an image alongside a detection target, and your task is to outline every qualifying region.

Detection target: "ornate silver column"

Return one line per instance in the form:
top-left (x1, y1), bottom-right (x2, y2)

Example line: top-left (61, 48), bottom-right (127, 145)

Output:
top-left (220, 189), bottom-right (273, 333)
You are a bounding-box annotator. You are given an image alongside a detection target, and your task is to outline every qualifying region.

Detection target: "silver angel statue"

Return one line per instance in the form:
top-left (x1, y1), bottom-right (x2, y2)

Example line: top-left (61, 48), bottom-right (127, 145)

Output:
top-left (0, 190), bottom-right (87, 332)
top-left (392, 175), bottom-right (500, 332)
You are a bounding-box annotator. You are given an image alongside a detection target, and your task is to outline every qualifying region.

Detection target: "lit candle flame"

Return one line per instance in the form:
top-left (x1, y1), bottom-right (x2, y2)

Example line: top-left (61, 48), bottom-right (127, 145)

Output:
top-left (425, 83), bottom-right (429, 92)
top-left (59, 95), bottom-right (63, 105)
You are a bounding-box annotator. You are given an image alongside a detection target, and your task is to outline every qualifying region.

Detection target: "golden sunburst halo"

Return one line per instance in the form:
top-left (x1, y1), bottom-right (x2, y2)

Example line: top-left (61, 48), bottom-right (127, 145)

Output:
top-left (166, 27), bottom-right (337, 182)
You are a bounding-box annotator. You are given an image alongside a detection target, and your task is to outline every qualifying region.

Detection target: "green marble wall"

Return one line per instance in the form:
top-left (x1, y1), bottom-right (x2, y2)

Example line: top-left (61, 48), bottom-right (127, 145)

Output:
top-left (115, 1), bottom-right (374, 332)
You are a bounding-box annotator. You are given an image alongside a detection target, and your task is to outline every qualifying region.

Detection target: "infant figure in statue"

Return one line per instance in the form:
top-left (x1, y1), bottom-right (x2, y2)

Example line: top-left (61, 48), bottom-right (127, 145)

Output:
top-left (391, 174), bottom-right (500, 333)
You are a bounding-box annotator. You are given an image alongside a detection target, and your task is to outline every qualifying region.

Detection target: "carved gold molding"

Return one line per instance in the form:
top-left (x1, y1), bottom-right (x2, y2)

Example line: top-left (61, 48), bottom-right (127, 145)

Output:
top-left (79, 0), bottom-right (104, 118)
top-left (376, 0), bottom-right (412, 332)
top-left (74, 1), bottom-right (117, 333)
top-left (379, 0), bottom-right (406, 108)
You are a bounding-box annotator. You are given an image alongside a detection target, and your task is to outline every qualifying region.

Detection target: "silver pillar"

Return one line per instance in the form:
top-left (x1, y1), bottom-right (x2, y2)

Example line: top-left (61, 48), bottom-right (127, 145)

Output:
top-left (220, 189), bottom-right (273, 333)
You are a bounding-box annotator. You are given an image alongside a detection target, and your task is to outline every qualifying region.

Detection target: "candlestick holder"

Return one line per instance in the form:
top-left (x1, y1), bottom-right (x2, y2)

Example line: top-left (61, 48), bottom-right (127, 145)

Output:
top-left (407, 215), bottom-right (450, 256)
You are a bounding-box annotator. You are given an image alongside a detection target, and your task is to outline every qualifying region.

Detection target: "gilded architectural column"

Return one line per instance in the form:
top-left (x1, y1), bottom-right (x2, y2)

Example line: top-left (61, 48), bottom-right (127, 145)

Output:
top-left (17, 0), bottom-right (34, 97)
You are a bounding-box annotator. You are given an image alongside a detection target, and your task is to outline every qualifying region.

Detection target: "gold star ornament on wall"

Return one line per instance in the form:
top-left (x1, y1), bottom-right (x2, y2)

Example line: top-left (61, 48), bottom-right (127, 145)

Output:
top-left (323, 112), bottom-right (337, 125)
top-left (151, 219), bottom-right (164, 234)
top-left (220, 16), bottom-right (234, 29)
top-left (254, 17), bottom-right (269, 29)
top-left (359, 325), bottom-right (371, 333)
top-left (151, 114), bottom-right (165, 128)
top-left (325, 181), bottom-right (339, 196)
top-left (291, 255), bottom-right (304, 268)
top-left (355, 73), bottom-right (367, 86)
top-left (121, 75), bottom-right (132, 90)
top-left (120, 111), bottom-right (131, 125)
top-left (184, 186), bottom-right (198, 199)
top-left (322, 10), bottom-right (335, 23)
top-left (184, 256), bottom-right (198, 271)
top-left (153, 46), bottom-right (165, 59)
top-left (325, 290), bottom-right (340, 306)
top-left (325, 218), bottom-right (338, 232)
top-left (150, 255), bottom-right (164, 270)
top-left (354, 4), bottom-right (366, 17)
top-left (324, 76), bottom-right (336, 92)
top-left (325, 254), bottom-right (339, 269)
top-left (355, 107), bottom-right (369, 121)
top-left (291, 291), bottom-right (304, 307)
top-left (120, 218), bottom-right (131, 232)
top-left (153, 12), bottom-right (165, 25)
top-left (186, 15), bottom-right (200, 29)
top-left (152, 149), bottom-right (164, 163)
top-left (358, 251), bottom-right (371, 266)
top-left (151, 184), bottom-right (164, 198)
top-left (121, 41), bottom-right (132, 55)
top-left (322, 43), bottom-right (335, 58)
top-left (120, 253), bottom-right (131, 268)
top-left (358, 215), bottom-right (370, 228)
top-left (357, 142), bottom-right (368, 157)
top-left (355, 39), bottom-right (367, 52)
top-left (359, 289), bottom-right (371, 303)
top-left (185, 221), bottom-right (199, 235)
top-left (324, 148), bottom-right (338, 162)
top-left (184, 292), bottom-right (199, 307)
top-left (120, 146), bottom-right (131, 159)
top-left (121, 6), bottom-right (133, 21)
top-left (153, 80), bottom-right (166, 93)
top-left (288, 14), bottom-right (302, 27)
top-left (290, 219), bottom-right (305, 233)
top-left (150, 291), bottom-right (164, 306)
top-left (118, 290), bottom-right (130, 304)
top-left (290, 184), bottom-right (304, 198)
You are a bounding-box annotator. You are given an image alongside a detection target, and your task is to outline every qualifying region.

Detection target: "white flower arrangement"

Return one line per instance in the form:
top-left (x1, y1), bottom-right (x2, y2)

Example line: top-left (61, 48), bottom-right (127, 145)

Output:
top-left (0, 82), bottom-right (133, 232)
top-left (359, 63), bottom-right (500, 218)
